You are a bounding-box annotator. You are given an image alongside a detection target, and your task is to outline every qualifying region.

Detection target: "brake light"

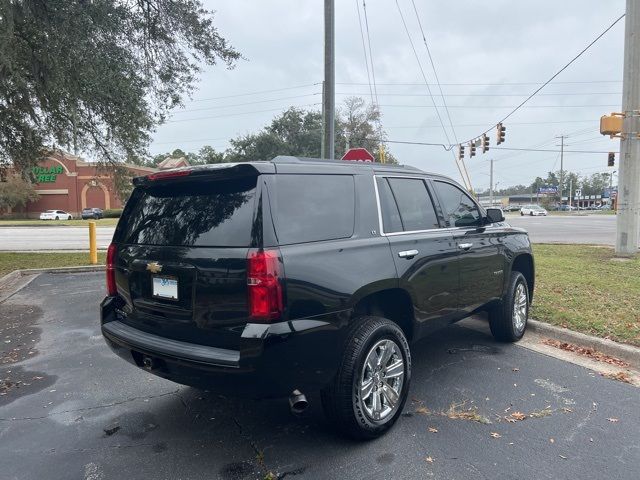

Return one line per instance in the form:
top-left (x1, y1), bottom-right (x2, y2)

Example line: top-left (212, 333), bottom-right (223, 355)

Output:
top-left (106, 243), bottom-right (117, 296)
top-left (247, 249), bottom-right (283, 323)
top-left (147, 170), bottom-right (191, 181)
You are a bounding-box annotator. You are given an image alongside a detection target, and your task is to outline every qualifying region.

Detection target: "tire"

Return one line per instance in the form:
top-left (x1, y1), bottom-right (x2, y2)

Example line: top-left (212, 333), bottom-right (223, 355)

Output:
top-left (321, 316), bottom-right (411, 440)
top-left (55, 216), bottom-right (59, 220)
top-left (520, 212), bottom-right (524, 216)
top-left (529, 211), bottom-right (533, 216)
top-left (489, 271), bottom-right (529, 342)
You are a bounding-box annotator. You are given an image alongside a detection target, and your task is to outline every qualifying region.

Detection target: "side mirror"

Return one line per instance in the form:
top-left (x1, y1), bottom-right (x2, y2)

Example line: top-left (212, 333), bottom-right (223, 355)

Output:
top-left (485, 208), bottom-right (504, 224)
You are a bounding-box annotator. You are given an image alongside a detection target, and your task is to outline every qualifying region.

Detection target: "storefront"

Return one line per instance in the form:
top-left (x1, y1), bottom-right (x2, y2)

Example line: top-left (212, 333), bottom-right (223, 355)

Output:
top-left (21, 152), bottom-right (156, 218)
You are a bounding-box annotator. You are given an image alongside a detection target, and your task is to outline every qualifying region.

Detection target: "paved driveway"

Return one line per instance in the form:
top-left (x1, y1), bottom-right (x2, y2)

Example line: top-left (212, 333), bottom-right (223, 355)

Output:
top-left (1, 272), bottom-right (638, 479)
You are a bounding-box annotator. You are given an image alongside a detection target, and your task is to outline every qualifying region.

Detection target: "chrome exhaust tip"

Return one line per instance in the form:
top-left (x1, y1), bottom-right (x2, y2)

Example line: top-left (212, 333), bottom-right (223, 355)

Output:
top-left (289, 389), bottom-right (308, 415)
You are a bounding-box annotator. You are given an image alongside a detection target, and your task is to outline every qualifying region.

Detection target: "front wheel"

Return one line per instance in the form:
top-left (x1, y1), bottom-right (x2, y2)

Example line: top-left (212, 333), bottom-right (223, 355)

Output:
top-left (489, 271), bottom-right (529, 342)
top-left (321, 316), bottom-right (411, 440)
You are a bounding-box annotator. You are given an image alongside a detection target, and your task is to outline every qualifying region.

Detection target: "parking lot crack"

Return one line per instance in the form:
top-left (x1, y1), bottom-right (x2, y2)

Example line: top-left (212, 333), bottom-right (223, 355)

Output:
top-left (0, 388), bottom-right (181, 422)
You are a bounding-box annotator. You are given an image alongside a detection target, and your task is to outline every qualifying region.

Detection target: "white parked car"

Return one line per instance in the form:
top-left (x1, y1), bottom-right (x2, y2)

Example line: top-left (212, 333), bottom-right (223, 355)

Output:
top-left (520, 205), bottom-right (548, 216)
top-left (40, 209), bottom-right (73, 220)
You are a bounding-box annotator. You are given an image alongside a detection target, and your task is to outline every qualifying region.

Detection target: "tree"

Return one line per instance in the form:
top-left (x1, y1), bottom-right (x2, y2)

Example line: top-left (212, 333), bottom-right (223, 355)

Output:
top-left (0, 0), bottom-right (240, 175)
top-left (336, 97), bottom-right (397, 164)
top-left (0, 175), bottom-right (39, 212)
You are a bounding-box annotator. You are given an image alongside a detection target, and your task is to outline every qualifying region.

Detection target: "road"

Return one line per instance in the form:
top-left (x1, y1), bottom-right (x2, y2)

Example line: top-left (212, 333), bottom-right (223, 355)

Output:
top-left (0, 215), bottom-right (623, 251)
top-left (1, 272), bottom-right (638, 479)
top-left (506, 214), bottom-right (618, 246)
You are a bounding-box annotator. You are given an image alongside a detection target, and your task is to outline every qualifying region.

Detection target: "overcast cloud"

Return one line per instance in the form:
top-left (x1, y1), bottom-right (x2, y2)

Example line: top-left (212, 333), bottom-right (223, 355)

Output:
top-left (150, 0), bottom-right (626, 191)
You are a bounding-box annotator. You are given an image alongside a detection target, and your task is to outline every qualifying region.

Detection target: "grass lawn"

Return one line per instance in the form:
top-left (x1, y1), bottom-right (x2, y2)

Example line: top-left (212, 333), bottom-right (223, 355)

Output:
top-left (532, 244), bottom-right (640, 346)
top-left (0, 218), bottom-right (119, 227)
top-left (0, 252), bottom-right (105, 278)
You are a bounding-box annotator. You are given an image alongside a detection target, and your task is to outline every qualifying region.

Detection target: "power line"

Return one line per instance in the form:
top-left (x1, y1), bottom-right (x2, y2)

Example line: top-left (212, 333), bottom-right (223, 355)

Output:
top-left (186, 83), bottom-right (321, 103)
top-left (355, 0), bottom-right (375, 105)
top-left (378, 103), bottom-right (621, 109)
top-left (457, 12), bottom-right (626, 147)
top-left (165, 104), bottom-right (322, 124)
top-left (361, 1), bottom-right (379, 107)
top-left (173, 93), bottom-right (321, 114)
top-left (336, 80), bottom-right (623, 86)
top-left (395, 0), bottom-right (471, 190)
top-left (336, 91), bottom-right (623, 97)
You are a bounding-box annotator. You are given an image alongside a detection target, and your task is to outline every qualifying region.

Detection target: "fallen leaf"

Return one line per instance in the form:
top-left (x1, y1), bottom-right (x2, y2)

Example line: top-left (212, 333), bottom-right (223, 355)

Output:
top-left (549, 438), bottom-right (555, 444)
top-left (510, 411), bottom-right (527, 421)
top-left (490, 432), bottom-right (501, 439)
top-left (512, 368), bottom-right (519, 372)
top-left (425, 456), bottom-right (434, 464)
top-left (428, 427), bottom-right (438, 433)
top-left (562, 407), bottom-right (573, 413)
top-left (416, 407), bottom-right (430, 415)
top-left (559, 454), bottom-right (567, 460)
top-left (542, 339), bottom-right (629, 367)
top-left (607, 418), bottom-right (619, 423)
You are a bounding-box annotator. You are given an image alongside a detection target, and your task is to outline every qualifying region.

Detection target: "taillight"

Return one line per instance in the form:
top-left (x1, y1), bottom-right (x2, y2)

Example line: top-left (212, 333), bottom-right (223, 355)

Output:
top-left (106, 243), bottom-right (117, 296)
top-left (247, 249), bottom-right (283, 323)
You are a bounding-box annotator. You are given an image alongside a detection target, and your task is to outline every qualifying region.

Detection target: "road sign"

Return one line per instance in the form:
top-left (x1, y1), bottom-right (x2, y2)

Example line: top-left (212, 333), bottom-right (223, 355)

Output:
top-left (341, 147), bottom-right (375, 162)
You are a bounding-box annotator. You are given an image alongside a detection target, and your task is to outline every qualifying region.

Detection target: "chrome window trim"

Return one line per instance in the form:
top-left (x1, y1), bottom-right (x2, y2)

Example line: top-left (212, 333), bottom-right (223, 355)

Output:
top-left (373, 174), bottom-right (452, 237)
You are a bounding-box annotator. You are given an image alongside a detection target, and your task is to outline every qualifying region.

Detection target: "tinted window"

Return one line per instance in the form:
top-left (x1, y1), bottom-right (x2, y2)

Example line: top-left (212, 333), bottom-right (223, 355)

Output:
top-left (376, 178), bottom-right (403, 233)
top-left (382, 178), bottom-right (439, 232)
top-left (271, 174), bottom-right (354, 244)
top-left (118, 176), bottom-right (257, 247)
top-left (434, 181), bottom-right (481, 227)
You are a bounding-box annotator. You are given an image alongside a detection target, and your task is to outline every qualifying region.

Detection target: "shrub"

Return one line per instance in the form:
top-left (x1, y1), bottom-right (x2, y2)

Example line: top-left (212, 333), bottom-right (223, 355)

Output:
top-left (102, 208), bottom-right (122, 218)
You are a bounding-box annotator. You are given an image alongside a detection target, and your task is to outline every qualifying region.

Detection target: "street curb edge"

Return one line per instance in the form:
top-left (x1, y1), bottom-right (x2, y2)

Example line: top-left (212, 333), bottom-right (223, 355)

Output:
top-left (528, 318), bottom-right (640, 367)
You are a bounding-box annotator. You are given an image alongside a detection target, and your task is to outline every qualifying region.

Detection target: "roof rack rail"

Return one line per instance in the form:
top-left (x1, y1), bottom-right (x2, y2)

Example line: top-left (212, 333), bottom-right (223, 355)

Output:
top-left (270, 155), bottom-right (423, 172)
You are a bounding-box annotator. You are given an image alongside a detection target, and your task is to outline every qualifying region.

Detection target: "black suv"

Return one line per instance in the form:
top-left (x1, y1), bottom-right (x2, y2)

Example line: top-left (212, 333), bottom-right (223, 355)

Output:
top-left (101, 157), bottom-right (534, 439)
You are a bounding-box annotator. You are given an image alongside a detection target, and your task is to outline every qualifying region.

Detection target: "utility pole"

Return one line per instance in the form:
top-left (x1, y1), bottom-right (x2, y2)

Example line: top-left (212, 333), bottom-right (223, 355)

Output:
top-left (322, 0), bottom-right (335, 160)
top-left (617, 0), bottom-right (640, 255)
top-left (569, 178), bottom-right (573, 210)
top-left (489, 159), bottom-right (494, 207)
top-left (557, 135), bottom-right (565, 207)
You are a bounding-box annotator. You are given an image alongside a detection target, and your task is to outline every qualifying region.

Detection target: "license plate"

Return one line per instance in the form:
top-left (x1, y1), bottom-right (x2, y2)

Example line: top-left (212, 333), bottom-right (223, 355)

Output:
top-left (152, 276), bottom-right (178, 300)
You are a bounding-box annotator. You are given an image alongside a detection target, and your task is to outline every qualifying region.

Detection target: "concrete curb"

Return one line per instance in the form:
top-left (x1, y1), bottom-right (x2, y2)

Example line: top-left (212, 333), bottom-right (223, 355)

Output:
top-left (528, 318), bottom-right (640, 368)
top-left (0, 265), bottom-right (105, 290)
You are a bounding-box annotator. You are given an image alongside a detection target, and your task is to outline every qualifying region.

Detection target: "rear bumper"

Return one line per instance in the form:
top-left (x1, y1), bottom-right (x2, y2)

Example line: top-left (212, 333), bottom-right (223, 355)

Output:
top-left (100, 296), bottom-right (347, 398)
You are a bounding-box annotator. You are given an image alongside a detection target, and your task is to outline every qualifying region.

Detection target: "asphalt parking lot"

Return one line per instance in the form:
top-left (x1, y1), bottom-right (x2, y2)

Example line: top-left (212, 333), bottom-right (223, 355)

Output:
top-left (1, 272), bottom-right (639, 480)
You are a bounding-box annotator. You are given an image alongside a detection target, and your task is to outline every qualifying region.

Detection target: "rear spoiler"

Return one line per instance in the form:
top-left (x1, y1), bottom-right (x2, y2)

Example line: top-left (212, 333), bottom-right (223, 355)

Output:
top-left (133, 162), bottom-right (274, 187)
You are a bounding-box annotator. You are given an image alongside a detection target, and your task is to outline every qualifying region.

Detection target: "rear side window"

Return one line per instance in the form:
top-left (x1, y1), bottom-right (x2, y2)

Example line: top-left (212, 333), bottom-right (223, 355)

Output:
top-left (118, 176), bottom-right (257, 247)
top-left (377, 177), bottom-right (439, 232)
top-left (270, 174), bottom-right (355, 245)
top-left (433, 181), bottom-right (481, 227)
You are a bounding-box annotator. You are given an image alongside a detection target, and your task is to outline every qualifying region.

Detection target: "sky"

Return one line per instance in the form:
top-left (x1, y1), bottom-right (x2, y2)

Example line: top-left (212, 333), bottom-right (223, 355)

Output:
top-left (150, 0), bottom-right (627, 191)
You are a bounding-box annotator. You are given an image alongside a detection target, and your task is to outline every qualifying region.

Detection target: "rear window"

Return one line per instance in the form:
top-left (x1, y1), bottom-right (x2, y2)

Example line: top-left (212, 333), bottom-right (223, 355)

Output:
top-left (118, 176), bottom-right (257, 247)
top-left (270, 174), bottom-right (355, 245)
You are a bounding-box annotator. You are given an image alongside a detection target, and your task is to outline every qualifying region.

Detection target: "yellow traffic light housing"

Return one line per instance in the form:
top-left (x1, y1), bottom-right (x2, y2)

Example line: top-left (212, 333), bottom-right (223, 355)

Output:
top-left (469, 141), bottom-right (476, 158)
top-left (481, 133), bottom-right (490, 153)
top-left (496, 123), bottom-right (506, 145)
top-left (600, 113), bottom-right (624, 138)
top-left (458, 144), bottom-right (465, 160)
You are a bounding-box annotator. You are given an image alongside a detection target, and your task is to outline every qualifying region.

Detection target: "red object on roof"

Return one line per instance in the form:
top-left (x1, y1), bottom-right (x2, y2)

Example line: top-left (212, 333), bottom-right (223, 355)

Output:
top-left (341, 148), bottom-right (375, 162)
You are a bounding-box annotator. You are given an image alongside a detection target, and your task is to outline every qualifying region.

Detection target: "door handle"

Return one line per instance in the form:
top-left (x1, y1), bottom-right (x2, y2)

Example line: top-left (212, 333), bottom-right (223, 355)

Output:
top-left (398, 249), bottom-right (419, 259)
top-left (458, 243), bottom-right (473, 250)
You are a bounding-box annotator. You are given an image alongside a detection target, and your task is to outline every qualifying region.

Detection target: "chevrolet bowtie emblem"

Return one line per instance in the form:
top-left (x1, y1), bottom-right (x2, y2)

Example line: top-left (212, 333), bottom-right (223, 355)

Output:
top-left (146, 262), bottom-right (163, 273)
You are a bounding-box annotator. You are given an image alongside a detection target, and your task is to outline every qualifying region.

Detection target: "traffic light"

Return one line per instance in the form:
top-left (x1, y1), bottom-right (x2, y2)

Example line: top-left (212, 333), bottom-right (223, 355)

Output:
top-left (469, 141), bottom-right (476, 157)
top-left (481, 133), bottom-right (490, 153)
top-left (608, 152), bottom-right (615, 167)
top-left (496, 123), bottom-right (506, 145)
top-left (458, 144), bottom-right (465, 160)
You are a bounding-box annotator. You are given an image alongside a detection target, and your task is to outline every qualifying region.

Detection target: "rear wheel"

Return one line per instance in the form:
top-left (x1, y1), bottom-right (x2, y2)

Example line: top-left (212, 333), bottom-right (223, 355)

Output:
top-left (529, 211), bottom-right (533, 216)
top-left (489, 271), bottom-right (529, 342)
top-left (321, 316), bottom-right (411, 440)
top-left (55, 216), bottom-right (59, 220)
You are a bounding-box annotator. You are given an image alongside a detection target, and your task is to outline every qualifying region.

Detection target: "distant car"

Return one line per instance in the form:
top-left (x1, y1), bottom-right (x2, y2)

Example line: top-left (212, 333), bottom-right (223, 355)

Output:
top-left (520, 205), bottom-right (548, 216)
top-left (81, 207), bottom-right (104, 219)
top-left (40, 210), bottom-right (73, 220)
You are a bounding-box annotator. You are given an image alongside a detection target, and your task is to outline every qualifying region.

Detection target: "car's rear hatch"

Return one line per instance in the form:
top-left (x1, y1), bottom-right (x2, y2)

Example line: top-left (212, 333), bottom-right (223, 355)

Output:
top-left (112, 164), bottom-right (270, 350)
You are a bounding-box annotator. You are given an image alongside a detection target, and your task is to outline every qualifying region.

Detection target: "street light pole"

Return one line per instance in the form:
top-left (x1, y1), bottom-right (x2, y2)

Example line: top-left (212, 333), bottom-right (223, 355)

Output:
top-left (322, 0), bottom-right (335, 160)
top-left (489, 159), bottom-right (494, 207)
top-left (617, 0), bottom-right (640, 254)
